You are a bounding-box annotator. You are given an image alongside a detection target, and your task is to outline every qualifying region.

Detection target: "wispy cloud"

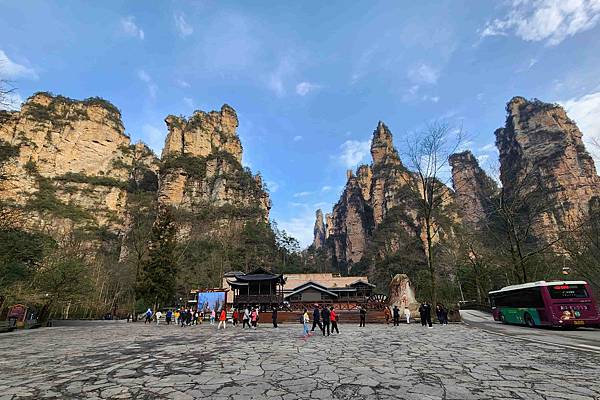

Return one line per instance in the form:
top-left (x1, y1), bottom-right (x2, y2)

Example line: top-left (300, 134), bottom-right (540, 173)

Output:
top-left (293, 191), bottom-right (313, 198)
top-left (337, 140), bottom-right (371, 168)
top-left (174, 12), bottom-right (193, 37)
top-left (120, 16), bottom-right (144, 40)
top-left (142, 124), bottom-right (164, 154)
top-left (0, 50), bottom-right (38, 79)
top-left (479, 143), bottom-right (499, 153)
top-left (0, 91), bottom-right (23, 111)
top-left (277, 205), bottom-right (316, 248)
top-left (268, 56), bottom-right (296, 96)
top-left (176, 79), bottom-right (190, 88)
top-left (137, 69), bottom-right (157, 99)
top-left (183, 97), bottom-right (194, 108)
top-left (408, 62), bottom-right (439, 85)
top-left (293, 135), bottom-right (303, 142)
top-left (266, 181), bottom-right (279, 193)
top-left (560, 91), bottom-right (600, 169)
top-left (321, 186), bottom-right (332, 192)
top-left (295, 81), bottom-right (321, 96)
top-left (480, 0), bottom-right (600, 46)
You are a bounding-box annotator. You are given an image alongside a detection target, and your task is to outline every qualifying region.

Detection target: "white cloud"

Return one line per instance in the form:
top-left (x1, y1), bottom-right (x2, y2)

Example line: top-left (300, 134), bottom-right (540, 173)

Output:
top-left (0, 50), bottom-right (38, 79)
top-left (477, 154), bottom-right (490, 164)
top-left (277, 206), bottom-right (315, 248)
top-left (142, 124), bottom-right (164, 154)
top-left (174, 12), bottom-right (193, 37)
top-left (137, 69), bottom-right (157, 99)
top-left (337, 140), bottom-right (371, 168)
top-left (183, 97), bottom-right (194, 108)
top-left (0, 91), bottom-right (23, 111)
top-left (295, 81), bottom-right (321, 96)
top-left (481, 0), bottom-right (600, 46)
top-left (408, 62), bottom-right (439, 85)
top-left (479, 143), bottom-right (499, 153)
top-left (293, 191), bottom-right (313, 198)
top-left (267, 56), bottom-right (296, 96)
top-left (560, 91), bottom-right (600, 168)
top-left (293, 135), bottom-right (303, 142)
top-left (176, 79), bottom-right (190, 88)
top-left (120, 16), bottom-right (144, 40)
top-left (321, 186), bottom-right (332, 192)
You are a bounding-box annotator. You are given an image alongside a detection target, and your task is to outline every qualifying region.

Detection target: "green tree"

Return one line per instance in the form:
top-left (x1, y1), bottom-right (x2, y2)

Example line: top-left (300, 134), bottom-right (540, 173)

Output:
top-left (139, 208), bottom-right (178, 310)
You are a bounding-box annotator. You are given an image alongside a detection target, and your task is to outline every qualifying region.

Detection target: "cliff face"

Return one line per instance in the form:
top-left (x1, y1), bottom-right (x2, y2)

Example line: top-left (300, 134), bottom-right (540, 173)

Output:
top-left (0, 92), bottom-right (157, 235)
top-left (158, 105), bottom-right (270, 230)
top-left (449, 151), bottom-right (498, 229)
top-left (495, 97), bottom-right (600, 240)
top-left (319, 121), bottom-right (454, 272)
top-left (312, 209), bottom-right (326, 249)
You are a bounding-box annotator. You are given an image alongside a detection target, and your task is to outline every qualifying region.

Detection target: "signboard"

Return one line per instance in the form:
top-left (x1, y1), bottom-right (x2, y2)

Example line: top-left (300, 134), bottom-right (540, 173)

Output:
top-left (197, 291), bottom-right (226, 312)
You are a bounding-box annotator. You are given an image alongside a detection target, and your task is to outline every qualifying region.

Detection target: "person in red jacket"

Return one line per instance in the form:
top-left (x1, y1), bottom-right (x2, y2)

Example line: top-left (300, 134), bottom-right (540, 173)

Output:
top-left (330, 306), bottom-right (339, 334)
top-left (232, 309), bottom-right (239, 327)
top-left (217, 308), bottom-right (227, 330)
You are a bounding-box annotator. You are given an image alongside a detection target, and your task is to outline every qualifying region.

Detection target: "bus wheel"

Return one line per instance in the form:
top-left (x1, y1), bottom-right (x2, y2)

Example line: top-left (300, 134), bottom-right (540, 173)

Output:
top-left (499, 313), bottom-right (506, 324)
top-left (524, 313), bottom-right (535, 328)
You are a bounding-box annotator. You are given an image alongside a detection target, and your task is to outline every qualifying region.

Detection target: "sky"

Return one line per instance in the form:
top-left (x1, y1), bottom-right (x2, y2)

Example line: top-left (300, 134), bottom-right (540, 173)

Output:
top-left (2, 0), bottom-right (600, 247)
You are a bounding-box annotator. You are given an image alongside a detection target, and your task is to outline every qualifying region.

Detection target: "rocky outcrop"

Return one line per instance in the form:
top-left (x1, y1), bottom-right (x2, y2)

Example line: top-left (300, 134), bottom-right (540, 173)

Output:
top-left (158, 105), bottom-right (270, 227)
top-left (449, 151), bottom-right (498, 229)
top-left (313, 209), bottom-right (326, 249)
top-left (0, 92), bottom-right (154, 235)
top-left (495, 97), bottom-right (600, 240)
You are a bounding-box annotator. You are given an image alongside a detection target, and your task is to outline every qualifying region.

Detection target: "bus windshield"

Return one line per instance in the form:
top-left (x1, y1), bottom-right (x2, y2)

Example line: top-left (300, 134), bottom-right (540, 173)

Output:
top-left (548, 284), bottom-right (588, 299)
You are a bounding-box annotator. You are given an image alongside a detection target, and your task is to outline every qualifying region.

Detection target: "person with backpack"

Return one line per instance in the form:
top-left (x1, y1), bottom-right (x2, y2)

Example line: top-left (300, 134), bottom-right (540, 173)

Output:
top-left (392, 305), bottom-right (400, 326)
top-left (144, 308), bottom-right (153, 324)
top-left (243, 307), bottom-right (250, 328)
top-left (311, 304), bottom-right (323, 333)
top-left (330, 306), bottom-right (339, 334)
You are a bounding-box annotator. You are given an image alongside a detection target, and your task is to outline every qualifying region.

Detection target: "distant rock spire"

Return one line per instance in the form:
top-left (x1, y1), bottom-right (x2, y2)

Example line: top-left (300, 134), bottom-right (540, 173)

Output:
top-left (313, 209), bottom-right (326, 249)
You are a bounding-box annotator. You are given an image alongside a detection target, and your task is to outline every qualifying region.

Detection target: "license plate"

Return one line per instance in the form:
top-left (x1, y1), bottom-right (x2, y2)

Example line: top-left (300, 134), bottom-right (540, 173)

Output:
top-left (573, 320), bottom-right (585, 325)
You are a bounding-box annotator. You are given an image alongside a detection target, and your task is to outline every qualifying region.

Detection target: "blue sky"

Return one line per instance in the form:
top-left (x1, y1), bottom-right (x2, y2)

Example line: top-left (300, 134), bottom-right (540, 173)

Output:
top-left (2, 1), bottom-right (600, 246)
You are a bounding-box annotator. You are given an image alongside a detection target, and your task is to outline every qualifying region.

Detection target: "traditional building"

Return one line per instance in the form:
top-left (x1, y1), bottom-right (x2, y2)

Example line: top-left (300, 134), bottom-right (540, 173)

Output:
top-left (225, 268), bottom-right (285, 309)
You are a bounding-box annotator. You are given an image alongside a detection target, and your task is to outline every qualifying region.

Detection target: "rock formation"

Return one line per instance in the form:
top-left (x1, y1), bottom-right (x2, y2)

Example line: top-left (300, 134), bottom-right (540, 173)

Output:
top-left (312, 209), bottom-right (326, 249)
top-left (449, 151), bottom-right (498, 229)
top-left (388, 274), bottom-right (419, 317)
top-left (495, 97), bottom-right (600, 241)
top-left (0, 92), bottom-right (157, 235)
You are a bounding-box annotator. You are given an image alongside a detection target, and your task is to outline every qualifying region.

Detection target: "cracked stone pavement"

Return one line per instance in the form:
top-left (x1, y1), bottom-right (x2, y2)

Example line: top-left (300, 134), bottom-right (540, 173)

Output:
top-left (0, 322), bottom-right (599, 399)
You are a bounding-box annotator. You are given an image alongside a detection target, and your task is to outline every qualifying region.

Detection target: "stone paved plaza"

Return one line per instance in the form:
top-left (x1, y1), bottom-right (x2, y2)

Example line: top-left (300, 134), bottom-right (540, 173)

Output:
top-left (1, 322), bottom-right (599, 399)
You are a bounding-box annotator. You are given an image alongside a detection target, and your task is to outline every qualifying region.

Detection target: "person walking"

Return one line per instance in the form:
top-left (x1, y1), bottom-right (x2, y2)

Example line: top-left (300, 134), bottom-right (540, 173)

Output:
top-left (186, 309), bottom-right (193, 326)
top-left (384, 306), bottom-right (391, 325)
top-left (166, 310), bottom-right (172, 325)
top-left (271, 306), bottom-right (278, 328)
top-left (419, 302), bottom-right (433, 328)
top-left (321, 305), bottom-right (331, 336)
top-left (144, 308), bottom-right (153, 324)
top-left (155, 310), bottom-right (162, 325)
top-left (404, 307), bottom-right (411, 324)
top-left (250, 308), bottom-right (258, 329)
top-left (232, 309), bottom-right (239, 327)
top-left (217, 308), bottom-right (227, 330)
top-left (330, 306), bottom-right (339, 334)
top-left (302, 308), bottom-right (310, 338)
top-left (311, 304), bottom-right (323, 333)
top-left (210, 309), bottom-right (216, 325)
top-left (359, 306), bottom-right (367, 327)
top-left (243, 307), bottom-right (250, 329)
top-left (180, 309), bottom-right (186, 327)
top-left (392, 305), bottom-right (400, 326)
top-left (435, 304), bottom-right (444, 325)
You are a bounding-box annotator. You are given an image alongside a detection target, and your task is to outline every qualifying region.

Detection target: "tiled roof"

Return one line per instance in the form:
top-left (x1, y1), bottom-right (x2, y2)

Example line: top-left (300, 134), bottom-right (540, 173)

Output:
top-left (283, 273), bottom-right (370, 290)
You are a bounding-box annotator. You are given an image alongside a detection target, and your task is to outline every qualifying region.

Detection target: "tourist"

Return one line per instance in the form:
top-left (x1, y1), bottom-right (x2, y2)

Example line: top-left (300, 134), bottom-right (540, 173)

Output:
top-left (210, 309), bottom-right (216, 325)
top-left (321, 305), bottom-right (331, 336)
top-left (166, 310), bottom-right (172, 325)
top-left (232, 309), bottom-right (239, 326)
top-left (359, 305), bottom-right (367, 327)
top-left (250, 307), bottom-right (258, 329)
top-left (180, 309), bottom-right (186, 327)
top-left (243, 307), bottom-right (250, 328)
top-left (155, 310), bottom-right (162, 325)
top-left (404, 307), bottom-right (411, 324)
top-left (311, 304), bottom-right (323, 333)
top-left (393, 305), bottom-right (400, 326)
top-left (186, 309), bottom-right (193, 326)
top-left (438, 304), bottom-right (449, 325)
top-left (419, 302), bottom-right (433, 328)
top-left (174, 309), bottom-right (180, 325)
top-left (435, 304), bottom-right (444, 325)
top-left (384, 306), bottom-right (391, 325)
top-left (194, 310), bottom-right (199, 325)
top-left (330, 306), bottom-right (339, 335)
top-left (217, 308), bottom-right (227, 330)
top-left (144, 308), bottom-right (152, 324)
top-left (302, 308), bottom-right (310, 337)
top-left (271, 305), bottom-right (278, 328)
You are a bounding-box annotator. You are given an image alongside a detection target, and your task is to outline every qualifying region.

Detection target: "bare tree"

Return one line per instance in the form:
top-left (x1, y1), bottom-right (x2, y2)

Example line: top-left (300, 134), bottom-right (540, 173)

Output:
top-left (405, 121), bottom-right (463, 305)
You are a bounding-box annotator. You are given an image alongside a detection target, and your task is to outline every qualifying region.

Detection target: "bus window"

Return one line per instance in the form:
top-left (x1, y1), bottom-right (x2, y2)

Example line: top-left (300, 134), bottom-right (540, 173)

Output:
top-left (548, 285), bottom-right (588, 299)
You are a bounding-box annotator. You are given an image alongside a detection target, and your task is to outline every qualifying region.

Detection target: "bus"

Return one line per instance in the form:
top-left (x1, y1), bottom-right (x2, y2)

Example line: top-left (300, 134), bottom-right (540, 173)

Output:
top-left (489, 281), bottom-right (600, 328)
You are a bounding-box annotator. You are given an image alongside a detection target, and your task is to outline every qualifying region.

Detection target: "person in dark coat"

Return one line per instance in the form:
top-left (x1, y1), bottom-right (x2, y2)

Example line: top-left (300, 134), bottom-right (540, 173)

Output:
top-left (392, 305), bottom-right (400, 326)
top-left (419, 302), bottom-right (433, 328)
top-left (311, 304), bottom-right (323, 333)
top-left (321, 305), bottom-right (331, 336)
top-left (359, 306), bottom-right (367, 327)
top-left (271, 305), bottom-right (278, 328)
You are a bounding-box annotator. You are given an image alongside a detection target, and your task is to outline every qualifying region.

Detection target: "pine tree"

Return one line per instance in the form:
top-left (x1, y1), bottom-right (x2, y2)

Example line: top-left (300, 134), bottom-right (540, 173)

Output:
top-left (139, 207), bottom-right (177, 311)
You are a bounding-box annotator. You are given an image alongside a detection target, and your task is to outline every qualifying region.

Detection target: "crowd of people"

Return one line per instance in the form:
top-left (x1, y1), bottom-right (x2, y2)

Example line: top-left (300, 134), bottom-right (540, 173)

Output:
top-left (139, 301), bottom-right (451, 334)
